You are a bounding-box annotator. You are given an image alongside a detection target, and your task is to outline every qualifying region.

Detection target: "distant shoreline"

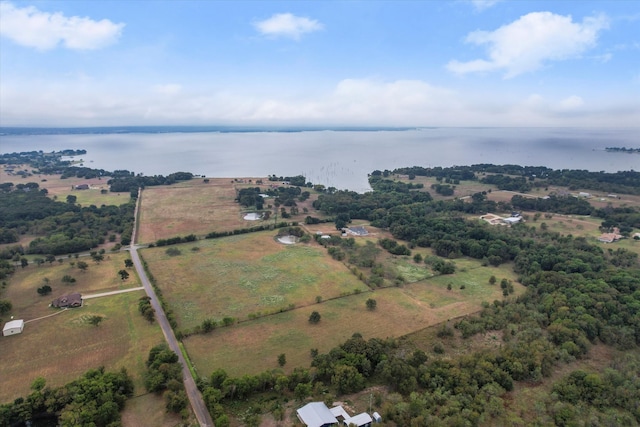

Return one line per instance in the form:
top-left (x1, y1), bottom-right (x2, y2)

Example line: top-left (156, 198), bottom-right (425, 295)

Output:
top-left (1, 126), bottom-right (421, 136)
top-left (2, 125), bottom-right (639, 137)
top-left (606, 147), bottom-right (640, 154)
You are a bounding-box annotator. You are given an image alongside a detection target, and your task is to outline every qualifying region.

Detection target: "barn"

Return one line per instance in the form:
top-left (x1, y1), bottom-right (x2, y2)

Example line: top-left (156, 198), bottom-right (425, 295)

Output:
top-left (3, 319), bottom-right (25, 336)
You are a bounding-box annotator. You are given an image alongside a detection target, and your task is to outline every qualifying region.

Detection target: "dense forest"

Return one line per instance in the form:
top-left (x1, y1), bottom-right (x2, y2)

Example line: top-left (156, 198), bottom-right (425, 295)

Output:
top-left (0, 184), bottom-right (135, 255)
top-left (393, 165), bottom-right (640, 195)
top-left (0, 367), bottom-right (134, 427)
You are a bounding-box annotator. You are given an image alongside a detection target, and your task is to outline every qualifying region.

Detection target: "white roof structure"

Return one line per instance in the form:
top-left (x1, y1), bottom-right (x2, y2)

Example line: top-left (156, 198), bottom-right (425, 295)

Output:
top-left (503, 216), bottom-right (522, 224)
top-left (330, 406), bottom-right (350, 419)
top-left (3, 319), bottom-right (24, 336)
top-left (297, 402), bottom-right (338, 427)
top-left (348, 413), bottom-right (373, 426)
top-left (329, 405), bottom-right (372, 427)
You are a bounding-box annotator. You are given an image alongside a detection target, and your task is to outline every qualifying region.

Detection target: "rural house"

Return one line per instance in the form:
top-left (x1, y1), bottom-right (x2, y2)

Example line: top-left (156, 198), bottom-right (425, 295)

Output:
top-left (297, 402), bottom-right (338, 427)
top-left (52, 293), bottom-right (83, 308)
top-left (74, 184), bottom-right (90, 190)
top-left (598, 227), bottom-right (623, 243)
top-left (297, 402), bottom-right (375, 427)
top-left (346, 226), bottom-right (369, 236)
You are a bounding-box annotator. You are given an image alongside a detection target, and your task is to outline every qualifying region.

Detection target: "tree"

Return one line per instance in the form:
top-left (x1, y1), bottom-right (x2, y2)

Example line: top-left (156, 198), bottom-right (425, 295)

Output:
top-left (331, 365), bottom-right (365, 394)
top-left (0, 299), bottom-right (12, 315)
top-left (37, 285), bottom-right (52, 295)
top-left (66, 194), bottom-right (77, 204)
top-left (309, 311), bottom-right (321, 324)
top-left (20, 258), bottom-right (28, 268)
top-left (88, 315), bottom-right (103, 326)
top-left (91, 252), bottom-right (104, 263)
top-left (294, 382), bottom-right (312, 401)
top-left (77, 260), bottom-right (88, 271)
top-left (202, 318), bottom-right (216, 333)
top-left (61, 274), bottom-right (76, 284)
top-left (118, 269), bottom-right (129, 281)
top-left (278, 353), bottom-right (286, 367)
top-left (139, 297), bottom-right (155, 322)
top-left (489, 275), bottom-right (497, 285)
top-left (366, 298), bottom-right (377, 311)
top-left (124, 259), bottom-right (134, 268)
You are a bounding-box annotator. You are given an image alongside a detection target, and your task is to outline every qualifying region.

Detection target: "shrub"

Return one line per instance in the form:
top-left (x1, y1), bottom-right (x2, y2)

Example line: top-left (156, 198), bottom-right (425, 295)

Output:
top-left (308, 311), bottom-right (321, 324)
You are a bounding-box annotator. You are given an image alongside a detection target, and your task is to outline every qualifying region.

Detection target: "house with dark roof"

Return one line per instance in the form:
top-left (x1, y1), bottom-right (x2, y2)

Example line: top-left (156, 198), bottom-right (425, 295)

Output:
top-left (52, 293), bottom-right (83, 308)
top-left (347, 226), bottom-right (368, 236)
top-left (74, 184), bottom-right (90, 190)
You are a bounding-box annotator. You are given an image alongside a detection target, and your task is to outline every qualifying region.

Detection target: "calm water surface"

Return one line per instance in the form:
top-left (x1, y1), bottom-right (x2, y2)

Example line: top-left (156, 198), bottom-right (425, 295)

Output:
top-left (1, 128), bottom-right (637, 192)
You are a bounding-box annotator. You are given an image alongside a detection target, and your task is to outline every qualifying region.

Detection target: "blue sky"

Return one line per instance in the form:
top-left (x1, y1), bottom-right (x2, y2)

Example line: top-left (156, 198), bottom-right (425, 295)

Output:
top-left (1, 0), bottom-right (638, 127)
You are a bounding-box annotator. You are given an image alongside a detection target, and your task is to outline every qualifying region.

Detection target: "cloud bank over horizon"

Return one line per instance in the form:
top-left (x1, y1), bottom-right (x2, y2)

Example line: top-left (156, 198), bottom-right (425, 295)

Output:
top-left (0, 1), bottom-right (638, 127)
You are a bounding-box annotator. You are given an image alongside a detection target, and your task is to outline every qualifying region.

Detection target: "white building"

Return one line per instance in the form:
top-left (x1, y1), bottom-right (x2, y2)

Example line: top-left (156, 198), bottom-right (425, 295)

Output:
top-left (298, 402), bottom-right (373, 427)
top-left (297, 402), bottom-right (338, 427)
top-left (3, 319), bottom-right (24, 336)
top-left (503, 216), bottom-right (522, 225)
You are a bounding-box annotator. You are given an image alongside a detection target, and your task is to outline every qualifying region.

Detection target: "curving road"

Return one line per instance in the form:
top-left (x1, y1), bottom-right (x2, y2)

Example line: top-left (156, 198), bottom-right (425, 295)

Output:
top-left (130, 189), bottom-right (214, 427)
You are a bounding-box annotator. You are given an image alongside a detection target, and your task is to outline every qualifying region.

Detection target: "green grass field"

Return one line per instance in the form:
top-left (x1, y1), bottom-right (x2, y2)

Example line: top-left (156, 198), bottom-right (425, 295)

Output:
top-left (141, 231), bottom-right (370, 331)
top-left (179, 249), bottom-right (522, 377)
top-left (184, 286), bottom-right (465, 377)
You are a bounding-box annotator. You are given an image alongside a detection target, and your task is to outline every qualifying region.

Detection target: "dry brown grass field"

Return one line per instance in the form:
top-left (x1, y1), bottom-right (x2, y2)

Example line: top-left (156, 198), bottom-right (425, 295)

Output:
top-left (138, 179), bottom-right (244, 243)
top-left (0, 254), bottom-right (163, 402)
top-left (185, 265), bottom-right (518, 378)
top-left (0, 253), bottom-right (167, 419)
top-left (138, 178), bottom-right (312, 243)
top-left (137, 178), bottom-right (323, 243)
top-left (141, 231), bottom-right (370, 331)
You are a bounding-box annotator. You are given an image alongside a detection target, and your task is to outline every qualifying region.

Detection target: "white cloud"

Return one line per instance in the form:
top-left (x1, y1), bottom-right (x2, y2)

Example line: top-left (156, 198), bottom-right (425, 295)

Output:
top-left (254, 13), bottom-right (323, 40)
top-left (1, 76), bottom-right (638, 128)
top-left (469, 0), bottom-right (503, 11)
top-left (0, 1), bottom-right (124, 50)
top-left (153, 84), bottom-right (182, 95)
top-left (559, 95), bottom-right (584, 110)
top-left (447, 11), bottom-right (609, 78)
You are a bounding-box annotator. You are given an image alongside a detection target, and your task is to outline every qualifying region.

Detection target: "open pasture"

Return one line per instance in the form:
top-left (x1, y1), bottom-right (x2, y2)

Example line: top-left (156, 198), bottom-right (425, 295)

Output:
top-left (138, 178), bottom-right (266, 243)
top-left (394, 175), bottom-right (498, 200)
top-left (185, 285), bottom-right (478, 377)
top-left (141, 231), bottom-right (370, 331)
top-left (410, 258), bottom-right (524, 307)
top-left (3, 252), bottom-right (140, 321)
top-left (182, 252), bottom-right (521, 377)
top-left (0, 165), bottom-right (129, 207)
top-left (0, 223), bottom-right (187, 424)
top-left (0, 288), bottom-right (162, 404)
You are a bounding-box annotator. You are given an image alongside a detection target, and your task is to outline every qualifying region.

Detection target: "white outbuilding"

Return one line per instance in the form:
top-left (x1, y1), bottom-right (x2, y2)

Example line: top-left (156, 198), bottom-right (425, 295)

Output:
top-left (3, 319), bottom-right (24, 336)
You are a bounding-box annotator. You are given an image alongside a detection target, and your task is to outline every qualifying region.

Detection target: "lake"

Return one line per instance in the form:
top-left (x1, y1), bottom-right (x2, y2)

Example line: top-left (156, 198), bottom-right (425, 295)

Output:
top-left (0, 127), bottom-right (637, 192)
